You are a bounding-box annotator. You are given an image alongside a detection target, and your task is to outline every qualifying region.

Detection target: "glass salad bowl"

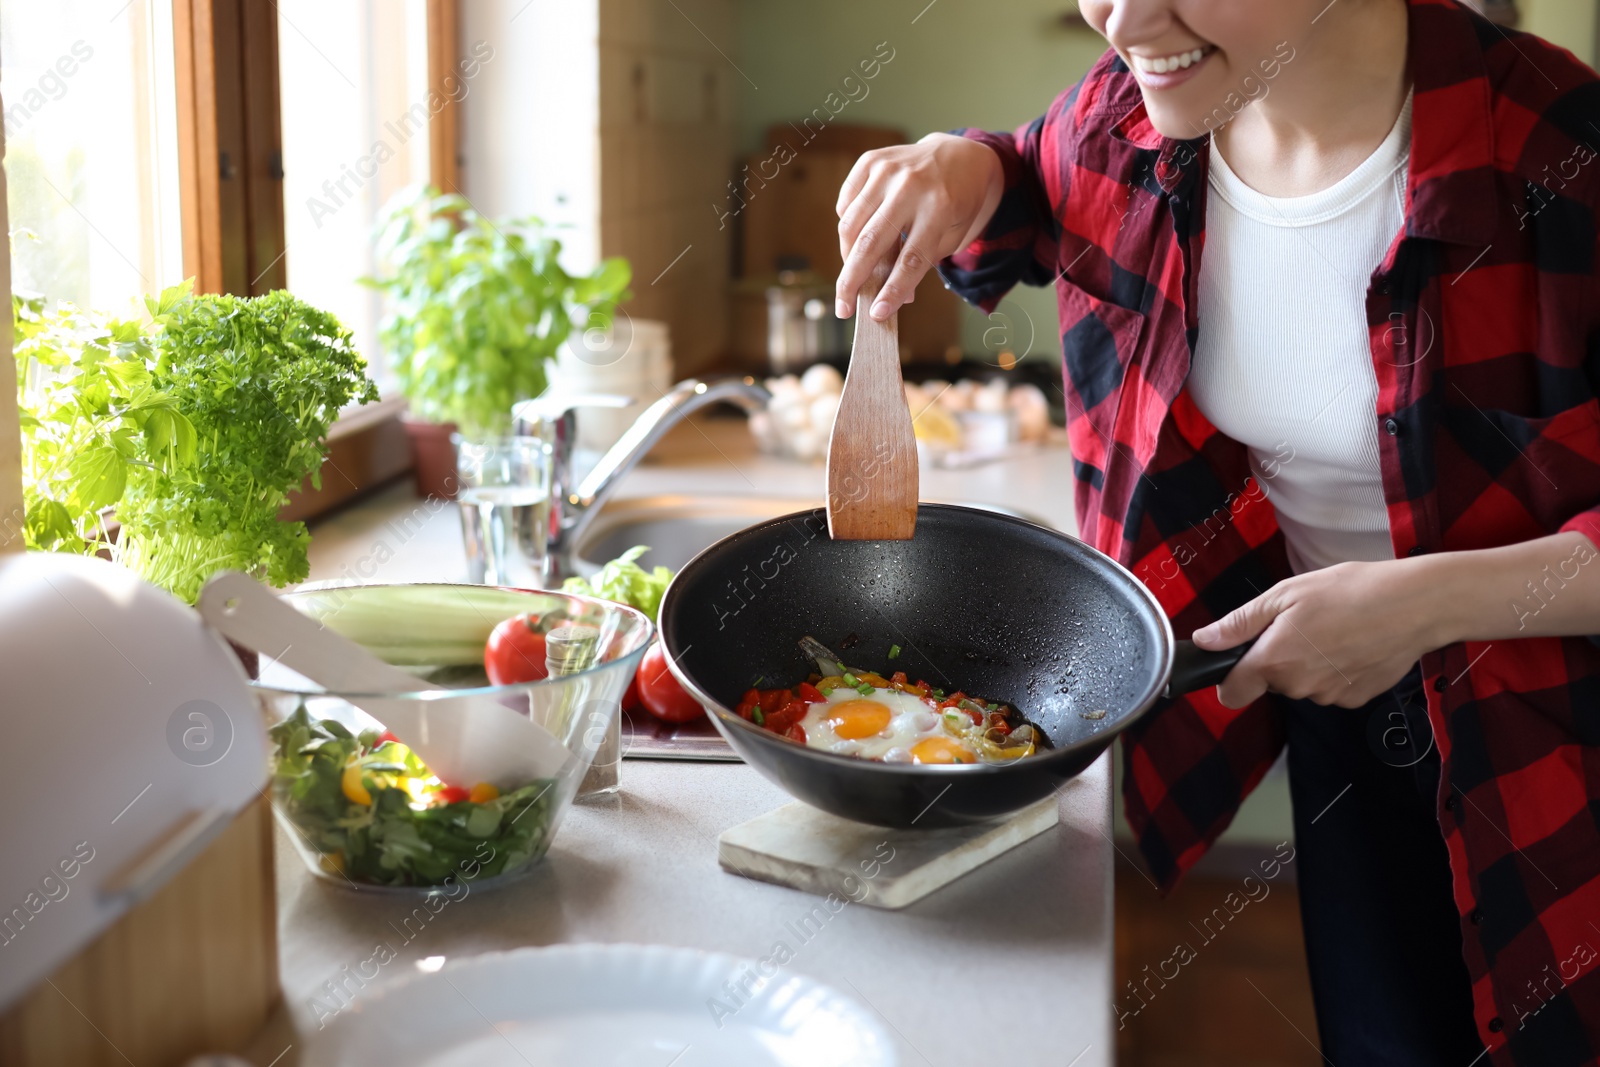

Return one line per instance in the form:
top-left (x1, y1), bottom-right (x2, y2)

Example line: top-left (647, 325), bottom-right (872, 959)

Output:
top-left (250, 583), bottom-right (653, 893)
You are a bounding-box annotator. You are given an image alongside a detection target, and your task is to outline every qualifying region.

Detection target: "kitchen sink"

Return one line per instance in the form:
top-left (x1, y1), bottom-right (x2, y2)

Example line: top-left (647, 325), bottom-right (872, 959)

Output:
top-left (575, 494), bottom-right (1050, 573)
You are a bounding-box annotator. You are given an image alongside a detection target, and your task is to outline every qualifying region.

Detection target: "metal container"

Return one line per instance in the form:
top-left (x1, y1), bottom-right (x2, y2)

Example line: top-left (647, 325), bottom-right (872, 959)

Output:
top-left (767, 276), bottom-right (845, 374)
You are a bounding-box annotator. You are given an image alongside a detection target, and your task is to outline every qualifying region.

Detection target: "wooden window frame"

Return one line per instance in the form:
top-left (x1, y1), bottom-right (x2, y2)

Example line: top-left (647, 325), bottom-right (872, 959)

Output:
top-left (0, 105), bottom-right (19, 554)
top-left (427, 0), bottom-right (463, 197)
top-left (173, 0), bottom-right (286, 296)
top-left (173, 0), bottom-right (462, 522)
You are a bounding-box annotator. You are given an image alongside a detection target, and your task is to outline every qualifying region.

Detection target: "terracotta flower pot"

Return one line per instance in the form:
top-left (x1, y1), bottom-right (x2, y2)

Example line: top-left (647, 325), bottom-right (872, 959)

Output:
top-left (402, 415), bottom-right (460, 500)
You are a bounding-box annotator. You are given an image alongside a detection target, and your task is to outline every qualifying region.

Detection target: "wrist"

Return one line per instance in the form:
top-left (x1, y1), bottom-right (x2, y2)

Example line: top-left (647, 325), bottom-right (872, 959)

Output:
top-left (1393, 554), bottom-right (1467, 652)
top-left (961, 143), bottom-right (1005, 248)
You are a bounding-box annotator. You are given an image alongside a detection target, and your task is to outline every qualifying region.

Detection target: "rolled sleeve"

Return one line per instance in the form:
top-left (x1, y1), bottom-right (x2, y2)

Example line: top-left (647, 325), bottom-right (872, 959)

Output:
top-left (1560, 509), bottom-right (1600, 551)
top-left (937, 107), bottom-right (1067, 313)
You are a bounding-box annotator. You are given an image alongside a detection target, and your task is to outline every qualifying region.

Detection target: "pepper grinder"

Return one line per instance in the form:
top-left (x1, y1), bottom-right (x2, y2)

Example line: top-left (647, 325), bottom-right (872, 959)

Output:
top-left (546, 624), bottom-right (620, 796)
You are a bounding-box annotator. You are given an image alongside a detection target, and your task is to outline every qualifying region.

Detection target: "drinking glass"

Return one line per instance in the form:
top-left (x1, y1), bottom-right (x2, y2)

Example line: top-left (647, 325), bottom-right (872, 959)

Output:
top-left (453, 434), bottom-right (553, 588)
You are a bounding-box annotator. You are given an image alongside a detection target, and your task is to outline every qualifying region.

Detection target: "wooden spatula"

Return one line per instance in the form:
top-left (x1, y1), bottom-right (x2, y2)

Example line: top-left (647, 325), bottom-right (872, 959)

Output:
top-left (826, 263), bottom-right (918, 540)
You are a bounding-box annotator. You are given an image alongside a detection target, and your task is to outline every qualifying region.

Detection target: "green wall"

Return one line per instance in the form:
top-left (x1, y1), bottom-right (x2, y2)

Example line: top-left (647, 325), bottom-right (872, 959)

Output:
top-left (736, 0), bottom-right (1107, 360)
top-left (1521, 0), bottom-right (1597, 66)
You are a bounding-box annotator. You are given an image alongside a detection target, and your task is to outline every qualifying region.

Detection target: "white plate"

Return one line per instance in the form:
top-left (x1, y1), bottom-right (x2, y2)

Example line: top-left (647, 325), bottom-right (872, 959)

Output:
top-left (304, 943), bottom-right (898, 1067)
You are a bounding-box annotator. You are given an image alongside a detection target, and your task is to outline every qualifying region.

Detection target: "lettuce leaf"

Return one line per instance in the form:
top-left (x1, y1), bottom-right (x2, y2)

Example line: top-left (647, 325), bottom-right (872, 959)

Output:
top-left (562, 545), bottom-right (671, 622)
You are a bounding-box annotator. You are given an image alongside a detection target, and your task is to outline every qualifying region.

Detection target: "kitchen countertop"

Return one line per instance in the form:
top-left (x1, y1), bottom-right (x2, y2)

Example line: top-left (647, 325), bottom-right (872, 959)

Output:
top-left (251, 417), bottom-right (1113, 1067)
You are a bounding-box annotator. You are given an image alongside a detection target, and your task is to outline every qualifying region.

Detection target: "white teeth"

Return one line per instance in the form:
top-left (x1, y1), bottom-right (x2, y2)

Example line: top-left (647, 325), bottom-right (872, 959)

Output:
top-left (1133, 48), bottom-right (1207, 76)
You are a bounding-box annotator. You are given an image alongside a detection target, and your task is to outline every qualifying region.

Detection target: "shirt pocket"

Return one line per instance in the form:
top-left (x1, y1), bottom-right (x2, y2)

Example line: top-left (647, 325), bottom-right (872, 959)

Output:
top-left (1058, 281), bottom-right (1147, 433)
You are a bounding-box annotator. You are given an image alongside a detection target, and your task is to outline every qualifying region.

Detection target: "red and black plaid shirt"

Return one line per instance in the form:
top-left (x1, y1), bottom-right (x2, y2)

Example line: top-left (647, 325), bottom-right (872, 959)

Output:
top-left (941, 2), bottom-right (1600, 1062)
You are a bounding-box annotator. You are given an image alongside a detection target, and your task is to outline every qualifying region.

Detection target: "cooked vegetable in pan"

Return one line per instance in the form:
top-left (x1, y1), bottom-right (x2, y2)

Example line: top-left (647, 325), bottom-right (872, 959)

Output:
top-left (732, 637), bottom-right (1041, 765)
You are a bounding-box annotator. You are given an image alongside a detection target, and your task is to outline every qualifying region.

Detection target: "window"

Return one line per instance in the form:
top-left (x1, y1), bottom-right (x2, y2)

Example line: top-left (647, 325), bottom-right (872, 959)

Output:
top-left (2, 0), bottom-right (185, 312)
top-left (277, 0), bottom-right (437, 392)
top-left (3, 0), bottom-right (463, 523)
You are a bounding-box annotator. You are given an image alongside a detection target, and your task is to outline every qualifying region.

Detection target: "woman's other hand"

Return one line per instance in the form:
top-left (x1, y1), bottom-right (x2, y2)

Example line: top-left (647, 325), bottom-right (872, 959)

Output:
top-left (1190, 561), bottom-right (1445, 709)
top-left (835, 133), bottom-right (1004, 322)
top-left (1189, 531), bottom-right (1600, 709)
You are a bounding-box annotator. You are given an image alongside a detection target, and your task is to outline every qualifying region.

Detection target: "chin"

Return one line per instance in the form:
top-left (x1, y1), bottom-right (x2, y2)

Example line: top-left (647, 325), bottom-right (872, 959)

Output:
top-left (1139, 97), bottom-right (1215, 141)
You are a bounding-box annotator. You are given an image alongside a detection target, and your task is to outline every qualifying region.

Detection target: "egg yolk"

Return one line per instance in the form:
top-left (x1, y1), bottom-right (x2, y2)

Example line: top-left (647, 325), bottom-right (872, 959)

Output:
top-left (826, 699), bottom-right (893, 739)
top-left (910, 736), bottom-right (977, 765)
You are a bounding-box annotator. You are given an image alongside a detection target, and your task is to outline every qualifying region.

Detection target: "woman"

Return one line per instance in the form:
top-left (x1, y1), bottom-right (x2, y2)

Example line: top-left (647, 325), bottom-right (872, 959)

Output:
top-left (834, 1), bottom-right (1600, 1063)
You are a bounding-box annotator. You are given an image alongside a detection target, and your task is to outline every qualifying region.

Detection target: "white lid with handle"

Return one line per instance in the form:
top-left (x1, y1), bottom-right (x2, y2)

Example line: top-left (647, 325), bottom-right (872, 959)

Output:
top-left (0, 553), bottom-right (267, 1013)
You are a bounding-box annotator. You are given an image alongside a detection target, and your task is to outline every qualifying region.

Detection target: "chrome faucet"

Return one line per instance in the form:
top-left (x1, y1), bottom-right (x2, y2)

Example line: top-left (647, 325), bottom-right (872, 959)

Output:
top-left (512, 377), bottom-right (771, 581)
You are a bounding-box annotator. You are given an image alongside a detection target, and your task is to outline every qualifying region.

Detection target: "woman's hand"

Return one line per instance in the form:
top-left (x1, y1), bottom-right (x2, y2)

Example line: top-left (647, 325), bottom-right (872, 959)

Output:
top-left (835, 133), bottom-right (1004, 322)
top-left (1189, 531), bottom-right (1600, 708)
top-left (1191, 560), bottom-right (1447, 709)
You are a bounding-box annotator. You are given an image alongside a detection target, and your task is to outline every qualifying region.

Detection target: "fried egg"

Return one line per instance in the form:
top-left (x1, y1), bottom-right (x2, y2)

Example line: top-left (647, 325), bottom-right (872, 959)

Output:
top-left (799, 686), bottom-right (979, 764)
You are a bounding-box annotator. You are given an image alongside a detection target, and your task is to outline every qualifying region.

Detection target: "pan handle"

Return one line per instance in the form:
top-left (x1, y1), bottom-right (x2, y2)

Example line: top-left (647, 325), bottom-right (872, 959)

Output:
top-left (1165, 639), bottom-right (1255, 699)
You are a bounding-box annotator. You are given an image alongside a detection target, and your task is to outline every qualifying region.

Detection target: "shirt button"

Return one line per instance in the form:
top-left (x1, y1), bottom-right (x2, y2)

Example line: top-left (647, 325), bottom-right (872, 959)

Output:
top-left (1408, 546), bottom-right (1427, 557)
top-left (1470, 908), bottom-right (1483, 925)
top-left (1445, 792), bottom-right (1459, 812)
top-left (1385, 418), bottom-right (1400, 436)
top-left (1375, 277), bottom-right (1393, 295)
top-left (1435, 675), bottom-right (1449, 692)
top-left (1489, 1017), bottom-right (1504, 1033)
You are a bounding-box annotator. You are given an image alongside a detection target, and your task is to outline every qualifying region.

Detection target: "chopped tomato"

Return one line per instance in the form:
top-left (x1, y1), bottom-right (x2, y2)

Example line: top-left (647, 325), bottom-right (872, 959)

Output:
top-left (758, 688), bottom-right (792, 714)
top-left (797, 682), bottom-right (826, 704)
top-left (765, 700), bottom-right (809, 734)
top-left (376, 731), bottom-right (400, 746)
top-left (436, 784), bottom-right (470, 805)
top-left (735, 688), bottom-right (761, 720)
top-left (785, 723), bottom-right (807, 743)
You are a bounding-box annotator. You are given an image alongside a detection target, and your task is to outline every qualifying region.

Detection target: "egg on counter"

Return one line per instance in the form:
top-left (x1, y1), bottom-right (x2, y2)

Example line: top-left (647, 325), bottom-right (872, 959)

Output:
top-left (751, 366), bottom-right (1057, 461)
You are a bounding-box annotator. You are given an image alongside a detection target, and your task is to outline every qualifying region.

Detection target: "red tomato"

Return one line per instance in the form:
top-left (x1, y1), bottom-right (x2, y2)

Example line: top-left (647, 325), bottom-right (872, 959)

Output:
top-left (622, 674), bottom-right (642, 712)
top-left (797, 682), bottom-right (826, 704)
top-left (435, 784), bottom-right (470, 805)
top-left (485, 614), bottom-right (550, 685)
top-left (636, 643), bottom-right (704, 723)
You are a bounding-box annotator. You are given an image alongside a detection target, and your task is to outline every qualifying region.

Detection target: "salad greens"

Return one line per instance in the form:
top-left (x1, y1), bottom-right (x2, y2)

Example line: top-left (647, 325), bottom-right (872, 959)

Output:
top-left (364, 186), bottom-right (632, 438)
top-left (14, 282), bottom-right (378, 602)
top-left (268, 707), bottom-right (555, 887)
top-left (562, 544), bottom-right (672, 621)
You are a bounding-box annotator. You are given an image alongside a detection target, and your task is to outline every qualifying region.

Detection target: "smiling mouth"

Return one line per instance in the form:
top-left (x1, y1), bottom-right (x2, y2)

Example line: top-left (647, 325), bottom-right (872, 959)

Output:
top-left (1129, 45), bottom-right (1216, 76)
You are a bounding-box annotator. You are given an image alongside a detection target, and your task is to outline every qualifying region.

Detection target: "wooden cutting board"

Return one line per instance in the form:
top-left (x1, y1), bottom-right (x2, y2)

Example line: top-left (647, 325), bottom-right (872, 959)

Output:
top-left (717, 798), bottom-right (1059, 909)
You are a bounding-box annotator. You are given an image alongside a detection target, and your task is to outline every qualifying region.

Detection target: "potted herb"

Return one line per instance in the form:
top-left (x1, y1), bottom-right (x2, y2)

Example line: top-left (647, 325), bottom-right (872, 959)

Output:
top-left (14, 282), bottom-right (378, 604)
top-left (365, 186), bottom-right (631, 498)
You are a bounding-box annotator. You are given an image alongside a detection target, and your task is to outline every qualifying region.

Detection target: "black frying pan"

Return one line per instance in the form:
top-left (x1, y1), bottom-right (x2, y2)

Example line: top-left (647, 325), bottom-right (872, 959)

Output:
top-left (659, 504), bottom-right (1245, 829)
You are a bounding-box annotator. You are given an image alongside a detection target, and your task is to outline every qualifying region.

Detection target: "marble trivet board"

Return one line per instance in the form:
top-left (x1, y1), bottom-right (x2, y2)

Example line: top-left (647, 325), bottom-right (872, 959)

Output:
top-left (717, 797), bottom-right (1059, 909)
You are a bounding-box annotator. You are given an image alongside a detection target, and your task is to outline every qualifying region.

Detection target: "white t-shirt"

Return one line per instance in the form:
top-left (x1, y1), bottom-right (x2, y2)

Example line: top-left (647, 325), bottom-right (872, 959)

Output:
top-left (1188, 93), bottom-right (1413, 573)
